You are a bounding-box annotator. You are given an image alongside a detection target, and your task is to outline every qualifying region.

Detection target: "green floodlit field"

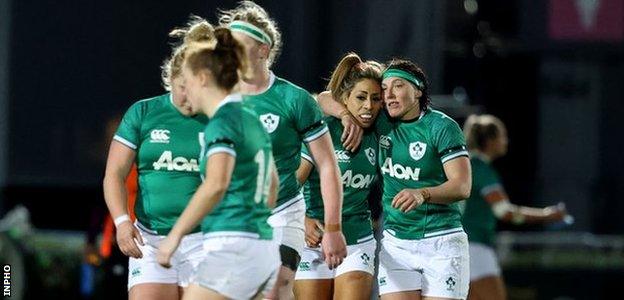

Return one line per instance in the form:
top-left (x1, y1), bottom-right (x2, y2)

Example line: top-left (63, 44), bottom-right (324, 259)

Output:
top-left (497, 231), bottom-right (624, 269)
top-left (2, 230), bottom-right (623, 299)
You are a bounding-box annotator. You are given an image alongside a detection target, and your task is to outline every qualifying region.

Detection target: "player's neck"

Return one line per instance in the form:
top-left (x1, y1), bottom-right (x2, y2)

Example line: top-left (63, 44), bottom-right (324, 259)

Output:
top-left (203, 88), bottom-right (230, 118)
top-left (400, 104), bottom-right (421, 121)
top-left (240, 66), bottom-right (271, 95)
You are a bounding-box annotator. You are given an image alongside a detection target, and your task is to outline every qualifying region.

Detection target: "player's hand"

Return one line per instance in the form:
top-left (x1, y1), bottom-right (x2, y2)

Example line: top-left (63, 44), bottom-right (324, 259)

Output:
top-left (544, 203), bottom-right (568, 223)
top-left (304, 216), bottom-right (323, 248)
top-left (340, 112), bottom-right (364, 152)
top-left (116, 221), bottom-right (144, 259)
top-left (321, 230), bottom-right (347, 270)
top-left (157, 234), bottom-right (182, 268)
top-left (392, 189), bottom-right (427, 213)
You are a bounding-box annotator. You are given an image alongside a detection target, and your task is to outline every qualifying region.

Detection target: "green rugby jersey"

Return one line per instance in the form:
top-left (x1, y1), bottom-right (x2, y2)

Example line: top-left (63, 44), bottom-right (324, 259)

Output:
top-left (114, 93), bottom-right (208, 235)
top-left (198, 94), bottom-right (273, 240)
top-left (461, 155), bottom-right (501, 247)
top-left (301, 117), bottom-right (377, 245)
top-left (244, 73), bottom-right (328, 211)
top-left (377, 108), bottom-right (469, 240)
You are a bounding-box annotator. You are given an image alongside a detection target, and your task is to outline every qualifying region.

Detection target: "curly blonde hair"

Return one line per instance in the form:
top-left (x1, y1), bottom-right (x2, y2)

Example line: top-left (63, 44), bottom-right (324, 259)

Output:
top-left (218, 1), bottom-right (282, 67)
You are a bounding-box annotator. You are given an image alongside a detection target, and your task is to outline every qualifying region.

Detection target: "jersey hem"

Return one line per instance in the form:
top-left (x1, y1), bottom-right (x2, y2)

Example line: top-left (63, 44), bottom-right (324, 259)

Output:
top-left (272, 193), bottom-right (304, 214)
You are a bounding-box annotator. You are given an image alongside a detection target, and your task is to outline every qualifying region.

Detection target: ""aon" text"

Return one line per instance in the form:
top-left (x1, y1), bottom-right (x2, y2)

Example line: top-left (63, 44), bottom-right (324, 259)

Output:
top-left (153, 151), bottom-right (199, 172)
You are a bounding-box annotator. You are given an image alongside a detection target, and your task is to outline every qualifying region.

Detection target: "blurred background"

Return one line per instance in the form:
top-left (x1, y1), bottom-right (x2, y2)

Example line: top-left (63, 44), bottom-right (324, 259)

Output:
top-left (0, 0), bottom-right (622, 299)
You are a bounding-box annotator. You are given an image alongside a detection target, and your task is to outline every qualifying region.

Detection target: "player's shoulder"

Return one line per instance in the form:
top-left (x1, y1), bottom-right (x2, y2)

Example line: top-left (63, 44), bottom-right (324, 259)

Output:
top-left (423, 108), bottom-right (462, 136)
top-left (209, 102), bottom-right (245, 133)
top-left (470, 155), bottom-right (487, 168)
top-left (470, 155), bottom-right (496, 175)
top-left (273, 76), bottom-right (313, 101)
top-left (127, 93), bottom-right (169, 114)
top-left (425, 108), bottom-right (460, 127)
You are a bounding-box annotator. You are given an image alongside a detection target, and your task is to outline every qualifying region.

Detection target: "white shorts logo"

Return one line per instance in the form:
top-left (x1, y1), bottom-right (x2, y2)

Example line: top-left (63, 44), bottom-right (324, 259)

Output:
top-left (259, 113), bottom-right (280, 133)
top-left (364, 147), bottom-right (376, 165)
top-left (150, 129), bottom-right (170, 143)
top-left (409, 141), bottom-right (427, 161)
top-left (445, 276), bottom-right (456, 291)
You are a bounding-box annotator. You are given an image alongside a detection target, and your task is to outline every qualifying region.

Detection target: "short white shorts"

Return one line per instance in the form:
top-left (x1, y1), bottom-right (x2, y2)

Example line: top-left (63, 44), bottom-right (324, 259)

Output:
top-left (295, 236), bottom-right (376, 280)
top-left (128, 222), bottom-right (204, 290)
top-left (468, 242), bottom-right (501, 281)
top-left (191, 234), bottom-right (280, 300)
top-left (378, 229), bottom-right (470, 299)
top-left (268, 195), bottom-right (306, 255)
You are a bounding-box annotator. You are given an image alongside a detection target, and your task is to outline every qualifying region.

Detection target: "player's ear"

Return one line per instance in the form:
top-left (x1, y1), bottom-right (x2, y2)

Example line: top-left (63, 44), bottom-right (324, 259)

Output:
top-left (413, 87), bottom-right (422, 99)
top-left (259, 43), bottom-right (270, 60)
top-left (198, 69), bottom-right (212, 88)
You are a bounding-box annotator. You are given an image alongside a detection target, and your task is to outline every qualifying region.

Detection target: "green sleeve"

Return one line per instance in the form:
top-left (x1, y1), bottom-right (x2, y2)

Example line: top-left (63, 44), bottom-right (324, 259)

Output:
top-left (293, 91), bottom-right (328, 143)
top-left (114, 101), bottom-right (144, 150)
top-left (434, 117), bottom-right (469, 163)
top-left (204, 116), bottom-right (239, 158)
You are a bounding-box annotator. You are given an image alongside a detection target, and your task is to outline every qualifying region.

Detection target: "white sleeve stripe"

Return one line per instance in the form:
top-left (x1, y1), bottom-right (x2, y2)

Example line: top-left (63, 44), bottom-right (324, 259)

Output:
top-left (441, 150), bottom-right (469, 163)
top-left (206, 147), bottom-right (236, 158)
top-left (481, 183), bottom-right (503, 196)
top-left (303, 126), bottom-right (329, 143)
top-left (113, 135), bottom-right (137, 150)
top-left (301, 152), bottom-right (315, 165)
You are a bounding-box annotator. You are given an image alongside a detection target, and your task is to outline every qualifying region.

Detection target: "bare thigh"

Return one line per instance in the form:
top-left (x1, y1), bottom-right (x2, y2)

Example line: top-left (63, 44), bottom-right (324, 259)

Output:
top-left (381, 290), bottom-right (422, 300)
top-left (294, 279), bottom-right (333, 300)
top-left (333, 271), bottom-right (373, 300)
top-left (467, 276), bottom-right (506, 300)
top-left (129, 283), bottom-right (180, 300)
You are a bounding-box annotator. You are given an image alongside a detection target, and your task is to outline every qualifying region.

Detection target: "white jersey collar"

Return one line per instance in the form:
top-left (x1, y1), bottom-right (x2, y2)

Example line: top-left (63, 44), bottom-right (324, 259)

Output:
top-left (214, 93), bottom-right (243, 114)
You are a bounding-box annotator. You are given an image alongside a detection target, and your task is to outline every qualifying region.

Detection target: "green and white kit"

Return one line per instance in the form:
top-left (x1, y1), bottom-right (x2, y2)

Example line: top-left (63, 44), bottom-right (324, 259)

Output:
top-left (376, 109), bottom-right (469, 239)
top-left (115, 93), bottom-right (208, 235)
top-left (302, 117), bottom-right (377, 245)
top-left (198, 94), bottom-right (274, 240)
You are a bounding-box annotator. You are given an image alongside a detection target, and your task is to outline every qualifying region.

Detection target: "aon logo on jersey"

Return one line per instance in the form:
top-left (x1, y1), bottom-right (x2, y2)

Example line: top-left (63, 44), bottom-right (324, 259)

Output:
top-left (342, 170), bottom-right (375, 189)
top-left (153, 151), bottom-right (199, 172)
top-left (381, 157), bottom-right (420, 181)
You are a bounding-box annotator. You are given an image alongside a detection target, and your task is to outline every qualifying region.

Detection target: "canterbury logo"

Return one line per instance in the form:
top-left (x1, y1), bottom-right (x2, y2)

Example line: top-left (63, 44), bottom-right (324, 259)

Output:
top-left (380, 135), bottom-right (391, 149)
top-left (150, 129), bottom-right (170, 143)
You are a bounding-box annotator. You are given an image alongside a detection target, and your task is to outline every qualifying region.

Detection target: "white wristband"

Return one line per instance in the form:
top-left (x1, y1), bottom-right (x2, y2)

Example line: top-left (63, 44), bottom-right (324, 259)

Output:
top-left (114, 214), bottom-right (131, 227)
